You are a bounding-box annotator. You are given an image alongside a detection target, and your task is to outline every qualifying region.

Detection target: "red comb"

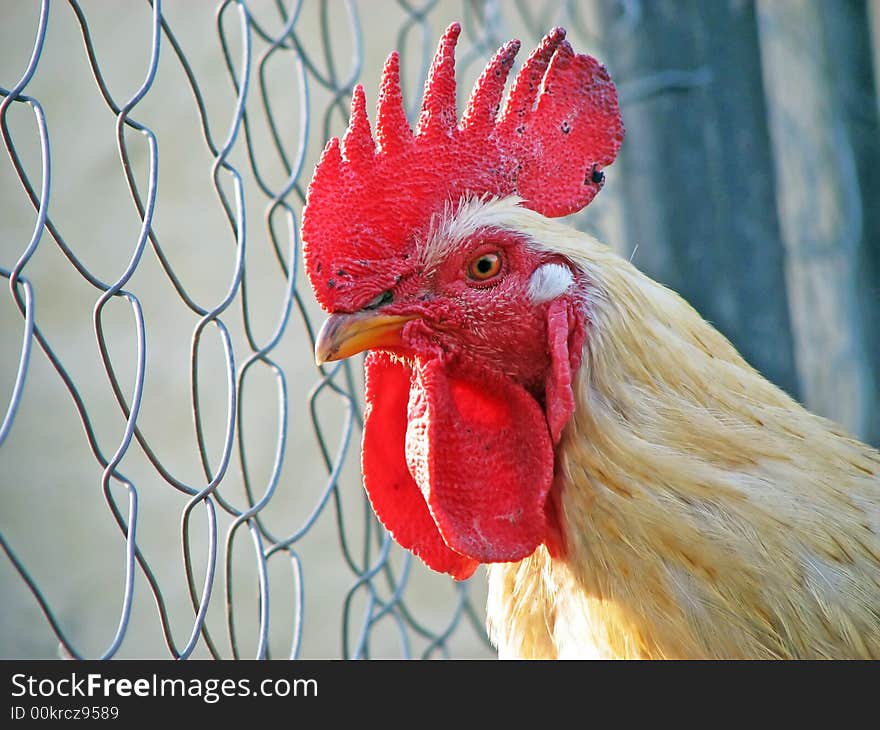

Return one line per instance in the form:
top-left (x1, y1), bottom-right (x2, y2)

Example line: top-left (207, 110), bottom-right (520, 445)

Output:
top-left (302, 23), bottom-right (623, 311)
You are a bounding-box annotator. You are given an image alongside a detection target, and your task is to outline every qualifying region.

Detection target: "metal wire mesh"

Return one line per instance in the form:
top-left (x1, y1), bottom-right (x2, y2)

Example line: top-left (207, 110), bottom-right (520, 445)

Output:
top-left (0, 0), bottom-right (628, 660)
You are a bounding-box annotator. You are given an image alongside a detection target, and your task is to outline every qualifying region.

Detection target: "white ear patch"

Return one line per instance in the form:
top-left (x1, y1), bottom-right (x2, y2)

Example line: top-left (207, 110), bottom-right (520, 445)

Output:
top-left (528, 263), bottom-right (574, 304)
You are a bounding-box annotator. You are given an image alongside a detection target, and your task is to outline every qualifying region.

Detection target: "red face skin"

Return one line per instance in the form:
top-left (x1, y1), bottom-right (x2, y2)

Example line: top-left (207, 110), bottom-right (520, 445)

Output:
top-left (336, 227), bottom-right (586, 580)
top-left (378, 230), bottom-right (570, 395)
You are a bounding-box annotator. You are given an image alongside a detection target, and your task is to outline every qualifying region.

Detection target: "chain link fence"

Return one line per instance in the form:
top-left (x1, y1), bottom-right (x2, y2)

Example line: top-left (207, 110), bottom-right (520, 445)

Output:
top-left (1, 0), bottom-right (626, 660)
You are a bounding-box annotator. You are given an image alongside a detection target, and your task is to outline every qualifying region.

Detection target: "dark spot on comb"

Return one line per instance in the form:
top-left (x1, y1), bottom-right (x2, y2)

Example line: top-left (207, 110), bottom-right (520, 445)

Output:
top-left (561, 121), bottom-right (570, 134)
top-left (327, 278), bottom-right (336, 288)
top-left (316, 262), bottom-right (322, 273)
top-left (337, 268), bottom-right (348, 277)
top-left (516, 125), bottom-right (525, 135)
top-left (590, 166), bottom-right (604, 185)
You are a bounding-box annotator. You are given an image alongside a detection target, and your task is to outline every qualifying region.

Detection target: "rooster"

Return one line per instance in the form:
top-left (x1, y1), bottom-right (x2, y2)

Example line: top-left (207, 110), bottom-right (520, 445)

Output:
top-left (301, 24), bottom-right (880, 659)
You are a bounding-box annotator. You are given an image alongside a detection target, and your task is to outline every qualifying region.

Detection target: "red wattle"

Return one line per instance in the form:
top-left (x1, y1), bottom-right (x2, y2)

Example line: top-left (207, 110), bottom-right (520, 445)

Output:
top-left (406, 359), bottom-right (554, 564)
top-left (544, 296), bottom-right (585, 444)
top-left (361, 351), bottom-right (557, 579)
top-left (362, 353), bottom-right (479, 580)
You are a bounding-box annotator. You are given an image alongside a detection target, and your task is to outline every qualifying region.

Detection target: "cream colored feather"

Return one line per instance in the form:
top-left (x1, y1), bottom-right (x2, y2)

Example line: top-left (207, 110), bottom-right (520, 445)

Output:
top-left (475, 198), bottom-right (880, 659)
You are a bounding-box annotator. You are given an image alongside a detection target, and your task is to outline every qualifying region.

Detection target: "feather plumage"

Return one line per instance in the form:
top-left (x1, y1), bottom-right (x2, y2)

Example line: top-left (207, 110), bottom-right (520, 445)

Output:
top-left (483, 199), bottom-right (880, 659)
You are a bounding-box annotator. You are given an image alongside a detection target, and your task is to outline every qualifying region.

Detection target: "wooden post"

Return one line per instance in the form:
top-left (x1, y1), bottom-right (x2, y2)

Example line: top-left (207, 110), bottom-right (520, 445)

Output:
top-left (588, 0), bottom-right (801, 400)
top-left (756, 0), bottom-right (879, 443)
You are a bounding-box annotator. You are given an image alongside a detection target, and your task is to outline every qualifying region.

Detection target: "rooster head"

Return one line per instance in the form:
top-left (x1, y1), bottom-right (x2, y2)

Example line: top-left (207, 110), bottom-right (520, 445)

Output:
top-left (302, 23), bottom-right (623, 579)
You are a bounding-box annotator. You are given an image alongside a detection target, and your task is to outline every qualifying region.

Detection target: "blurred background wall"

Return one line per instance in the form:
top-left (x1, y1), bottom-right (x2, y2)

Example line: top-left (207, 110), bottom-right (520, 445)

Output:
top-left (1, 0), bottom-right (878, 659)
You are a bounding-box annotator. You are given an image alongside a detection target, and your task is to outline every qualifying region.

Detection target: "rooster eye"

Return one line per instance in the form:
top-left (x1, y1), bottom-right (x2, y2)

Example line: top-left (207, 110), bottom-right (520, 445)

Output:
top-left (467, 252), bottom-right (503, 281)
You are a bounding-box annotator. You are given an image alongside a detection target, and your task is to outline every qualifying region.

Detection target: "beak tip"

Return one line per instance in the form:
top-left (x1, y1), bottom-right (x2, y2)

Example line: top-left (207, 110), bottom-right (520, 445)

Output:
top-left (314, 344), bottom-right (333, 366)
top-left (314, 311), bottom-right (415, 365)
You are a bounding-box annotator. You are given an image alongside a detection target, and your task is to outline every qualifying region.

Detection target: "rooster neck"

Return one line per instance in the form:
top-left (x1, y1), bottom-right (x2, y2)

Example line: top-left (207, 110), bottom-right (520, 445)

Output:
top-left (487, 243), bottom-right (880, 660)
top-left (488, 389), bottom-right (880, 659)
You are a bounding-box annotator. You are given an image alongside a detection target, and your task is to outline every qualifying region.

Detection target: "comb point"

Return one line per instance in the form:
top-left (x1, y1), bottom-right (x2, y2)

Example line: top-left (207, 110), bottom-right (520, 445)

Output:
top-left (341, 85), bottom-right (375, 166)
top-left (462, 39), bottom-right (521, 135)
top-left (417, 22), bottom-right (461, 136)
top-left (555, 39), bottom-right (575, 61)
top-left (499, 27), bottom-right (567, 129)
top-left (376, 51), bottom-right (412, 152)
top-left (319, 136), bottom-right (342, 170)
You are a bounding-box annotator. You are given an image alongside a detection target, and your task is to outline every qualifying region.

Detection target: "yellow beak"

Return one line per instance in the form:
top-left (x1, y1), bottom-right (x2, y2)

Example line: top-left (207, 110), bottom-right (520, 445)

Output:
top-left (314, 311), bottom-right (417, 365)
